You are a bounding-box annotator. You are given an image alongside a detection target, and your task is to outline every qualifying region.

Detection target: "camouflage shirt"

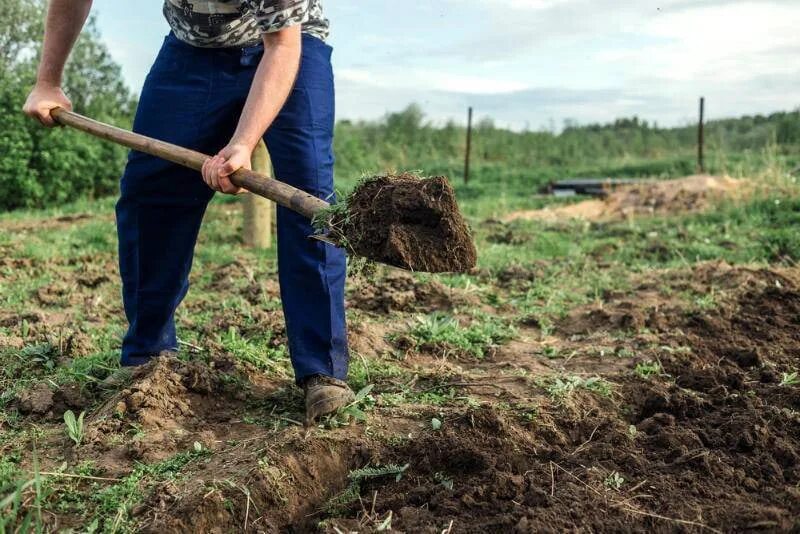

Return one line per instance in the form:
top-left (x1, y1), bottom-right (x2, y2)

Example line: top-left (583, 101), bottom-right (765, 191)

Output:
top-left (163, 0), bottom-right (329, 48)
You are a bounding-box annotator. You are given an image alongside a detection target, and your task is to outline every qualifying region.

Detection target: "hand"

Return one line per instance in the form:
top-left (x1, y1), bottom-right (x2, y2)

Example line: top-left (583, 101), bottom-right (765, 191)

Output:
top-left (23, 83), bottom-right (72, 127)
top-left (201, 143), bottom-right (250, 194)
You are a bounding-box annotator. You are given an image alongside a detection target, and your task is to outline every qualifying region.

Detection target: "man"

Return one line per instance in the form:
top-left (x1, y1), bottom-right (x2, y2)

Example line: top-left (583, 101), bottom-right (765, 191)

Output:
top-left (23, 0), bottom-right (353, 423)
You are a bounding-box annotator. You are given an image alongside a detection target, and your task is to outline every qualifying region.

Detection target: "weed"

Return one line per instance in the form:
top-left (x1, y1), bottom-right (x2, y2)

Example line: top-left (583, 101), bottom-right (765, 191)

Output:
top-left (541, 346), bottom-right (560, 359)
top-left (63, 410), bottom-right (86, 446)
top-left (615, 347), bottom-right (635, 358)
top-left (0, 447), bottom-right (48, 533)
top-left (90, 448), bottom-right (209, 532)
top-left (324, 384), bottom-right (376, 428)
top-left (324, 463), bottom-right (409, 515)
top-left (218, 326), bottom-right (289, 376)
top-left (634, 360), bottom-right (662, 379)
top-left (604, 471), bottom-right (625, 491)
top-left (780, 371), bottom-right (799, 387)
top-left (408, 312), bottom-right (516, 358)
top-left (433, 472), bottom-right (454, 490)
top-left (545, 376), bottom-right (613, 400)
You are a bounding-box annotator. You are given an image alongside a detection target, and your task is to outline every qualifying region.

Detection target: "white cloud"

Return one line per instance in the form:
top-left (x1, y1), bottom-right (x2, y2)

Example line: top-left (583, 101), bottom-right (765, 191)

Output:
top-left (595, 1), bottom-right (800, 83)
top-left (90, 0), bottom-right (800, 128)
top-left (337, 68), bottom-right (529, 94)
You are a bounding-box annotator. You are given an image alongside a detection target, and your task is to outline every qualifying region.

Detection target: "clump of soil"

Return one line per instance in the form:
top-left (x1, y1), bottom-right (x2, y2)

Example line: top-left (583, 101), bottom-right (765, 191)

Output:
top-left (87, 355), bottom-right (257, 463)
top-left (331, 174), bottom-right (477, 273)
top-left (15, 381), bottom-right (89, 418)
top-left (505, 175), bottom-right (744, 223)
top-left (348, 270), bottom-right (477, 313)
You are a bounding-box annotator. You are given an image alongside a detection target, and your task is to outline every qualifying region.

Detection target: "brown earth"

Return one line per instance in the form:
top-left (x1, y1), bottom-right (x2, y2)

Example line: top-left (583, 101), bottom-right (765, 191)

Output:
top-left (5, 261), bottom-right (800, 532)
top-left (505, 175), bottom-right (745, 223)
top-left (335, 174), bottom-right (477, 273)
top-left (348, 269), bottom-right (478, 314)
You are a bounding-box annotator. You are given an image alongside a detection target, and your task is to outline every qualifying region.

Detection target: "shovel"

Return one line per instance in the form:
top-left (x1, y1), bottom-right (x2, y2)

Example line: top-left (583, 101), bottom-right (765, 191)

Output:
top-left (51, 108), bottom-right (327, 219)
top-left (50, 108), bottom-right (477, 273)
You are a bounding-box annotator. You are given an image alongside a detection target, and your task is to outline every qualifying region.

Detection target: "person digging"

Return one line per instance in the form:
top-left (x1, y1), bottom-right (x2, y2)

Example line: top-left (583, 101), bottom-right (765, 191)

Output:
top-left (24, 0), bottom-right (354, 424)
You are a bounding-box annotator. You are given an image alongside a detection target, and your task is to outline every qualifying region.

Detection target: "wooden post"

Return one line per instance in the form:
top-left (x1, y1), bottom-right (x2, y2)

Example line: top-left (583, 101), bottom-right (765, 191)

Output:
top-left (697, 97), bottom-right (705, 173)
top-left (464, 106), bottom-right (473, 184)
top-left (243, 139), bottom-right (273, 249)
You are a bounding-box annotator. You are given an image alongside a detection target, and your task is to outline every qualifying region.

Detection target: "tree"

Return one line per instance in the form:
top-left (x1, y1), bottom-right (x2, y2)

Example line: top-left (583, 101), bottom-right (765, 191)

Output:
top-left (0, 0), bottom-right (135, 211)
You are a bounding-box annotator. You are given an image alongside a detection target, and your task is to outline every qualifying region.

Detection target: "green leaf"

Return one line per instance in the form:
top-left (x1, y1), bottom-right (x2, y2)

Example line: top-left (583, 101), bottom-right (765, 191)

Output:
top-left (64, 410), bottom-right (76, 430)
top-left (431, 417), bottom-right (442, 431)
top-left (353, 384), bottom-right (374, 404)
top-left (344, 406), bottom-right (367, 421)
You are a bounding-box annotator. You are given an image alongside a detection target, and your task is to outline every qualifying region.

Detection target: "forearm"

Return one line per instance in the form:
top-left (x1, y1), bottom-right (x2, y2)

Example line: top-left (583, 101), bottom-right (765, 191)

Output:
top-left (37, 0), bottom-right (93, 86)
top-left (230, 32), bottom-right (302, 149)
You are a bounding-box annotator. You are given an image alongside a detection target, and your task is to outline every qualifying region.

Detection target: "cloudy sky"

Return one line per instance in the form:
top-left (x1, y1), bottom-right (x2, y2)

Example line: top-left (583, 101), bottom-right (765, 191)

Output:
top-left (91, 0), bottom-right (799, 130)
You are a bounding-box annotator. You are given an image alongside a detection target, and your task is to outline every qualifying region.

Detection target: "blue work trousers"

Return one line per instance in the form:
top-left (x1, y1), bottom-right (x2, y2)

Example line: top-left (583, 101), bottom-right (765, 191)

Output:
top-left (116, 32), bottom-right (348, 383)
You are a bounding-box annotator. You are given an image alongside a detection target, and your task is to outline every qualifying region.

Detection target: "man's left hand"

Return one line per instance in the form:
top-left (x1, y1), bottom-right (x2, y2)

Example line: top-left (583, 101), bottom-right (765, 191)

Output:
top-left (201, 143), bottom-right (251, 194)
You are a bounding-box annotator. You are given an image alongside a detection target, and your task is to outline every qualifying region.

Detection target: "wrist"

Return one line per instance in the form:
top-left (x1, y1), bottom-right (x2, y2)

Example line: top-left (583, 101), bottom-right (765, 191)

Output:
top-left (35, 78), bottom-right (62, 91)
top-left (228, 137), bottom-right (258, 151)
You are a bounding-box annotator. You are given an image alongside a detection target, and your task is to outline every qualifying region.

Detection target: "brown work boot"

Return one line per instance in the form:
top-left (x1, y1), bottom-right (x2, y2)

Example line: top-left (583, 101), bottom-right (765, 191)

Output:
top-left (303, 374), bottom-right (355, 426)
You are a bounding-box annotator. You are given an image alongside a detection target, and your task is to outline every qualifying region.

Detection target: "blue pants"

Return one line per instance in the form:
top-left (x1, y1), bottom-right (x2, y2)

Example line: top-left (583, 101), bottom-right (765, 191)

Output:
top-left (116, 33), bottom-right (348, 383)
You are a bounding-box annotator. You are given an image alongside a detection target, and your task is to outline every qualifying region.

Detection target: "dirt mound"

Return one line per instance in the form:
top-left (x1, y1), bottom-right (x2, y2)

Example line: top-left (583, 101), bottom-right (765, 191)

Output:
top-left (674, 282), bottom-right (800, 386)
top-left (348, 270), bottom-right (477, 313)
top-left (505, 175), bottom-right (744, 223)
top-left (320, 279), bottom-right (800, 532)
top-left (87, 355), bottom-right (258, 463)
top-left (142, 430), bottom-right (363, 533)
top-left (333, 174), bottom-right (477, 273)
top-left (557, 263), bottom-right (797, 337)
top-left (322, 395), bottom-right (798, 533)
top-left (558, 291), bottom-right (684, 336)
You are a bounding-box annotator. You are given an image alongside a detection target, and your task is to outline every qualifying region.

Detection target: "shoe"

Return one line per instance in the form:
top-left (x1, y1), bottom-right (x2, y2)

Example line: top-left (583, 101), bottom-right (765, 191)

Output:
top-left (302, 374), bottom-right (355, 426)
top-left (99, 367), bottom-right (134, 390)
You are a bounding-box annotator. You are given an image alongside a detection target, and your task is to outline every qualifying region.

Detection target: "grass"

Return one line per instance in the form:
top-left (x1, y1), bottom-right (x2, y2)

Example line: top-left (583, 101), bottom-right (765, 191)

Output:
top-left (404, 312), bottom-right (517, 359)
top-left (324, 463), bottom-right (409, 516)
top-left (544, 375), bottom-right (614, 400)
top-left (780, 371), bottom-right (799, 387)
top-left (0, 147), bottom-right (798, 530)
top-left (634, 361), bottom-right (663, 379)
top-left (88, 449), bottom-right (210, 532)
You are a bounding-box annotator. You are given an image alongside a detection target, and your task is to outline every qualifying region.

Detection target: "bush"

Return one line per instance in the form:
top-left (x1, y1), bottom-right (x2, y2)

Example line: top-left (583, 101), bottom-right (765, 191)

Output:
top-left (0, 1), bottom-right (133, 212)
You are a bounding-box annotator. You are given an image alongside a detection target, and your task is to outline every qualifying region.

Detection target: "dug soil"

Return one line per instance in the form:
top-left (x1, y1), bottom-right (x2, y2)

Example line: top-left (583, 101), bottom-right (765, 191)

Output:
top-left (5, 262), bottom-right (800, 532)
top-left (505, 174), bottom-right (745, 223)
top-left (335, 174), bottom-right (477, 273)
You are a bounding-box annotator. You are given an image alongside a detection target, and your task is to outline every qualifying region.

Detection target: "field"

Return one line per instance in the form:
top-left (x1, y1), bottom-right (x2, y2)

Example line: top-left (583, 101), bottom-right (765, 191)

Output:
top-left (1, 155), bottom-right (800, 532)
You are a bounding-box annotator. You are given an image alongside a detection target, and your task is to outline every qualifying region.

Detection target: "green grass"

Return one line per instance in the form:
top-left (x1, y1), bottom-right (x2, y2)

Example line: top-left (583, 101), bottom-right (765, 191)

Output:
top-left (88, 449), bottom-right (210, 532)
top-left (405, 312), bottom-right (517, 359)
top-left (543, 375), bottom-right (614, 400)
top-left (0, 145), bottom-right (798, 531)
top-left (634, 360), bottom-right (663, 379)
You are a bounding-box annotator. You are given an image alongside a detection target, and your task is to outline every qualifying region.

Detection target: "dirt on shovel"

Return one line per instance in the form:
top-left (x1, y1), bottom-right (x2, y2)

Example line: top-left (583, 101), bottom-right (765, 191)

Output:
top-left (326, 173), bottom-right (477, 273)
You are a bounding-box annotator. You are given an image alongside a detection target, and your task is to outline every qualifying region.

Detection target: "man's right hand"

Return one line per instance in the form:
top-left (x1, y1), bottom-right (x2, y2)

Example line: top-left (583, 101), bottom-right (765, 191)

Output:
top-left (23, 83), bottom-right (72, 127)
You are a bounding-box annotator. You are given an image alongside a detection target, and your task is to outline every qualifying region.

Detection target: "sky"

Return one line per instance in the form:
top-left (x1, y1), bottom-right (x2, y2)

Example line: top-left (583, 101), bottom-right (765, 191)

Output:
top-left (90, 0), bottom-right (800, 131)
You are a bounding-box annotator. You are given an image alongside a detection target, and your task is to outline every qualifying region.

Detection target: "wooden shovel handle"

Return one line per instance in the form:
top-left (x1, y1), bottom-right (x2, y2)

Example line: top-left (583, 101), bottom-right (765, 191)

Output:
top-left (50, 108), bottom-right (329, 220)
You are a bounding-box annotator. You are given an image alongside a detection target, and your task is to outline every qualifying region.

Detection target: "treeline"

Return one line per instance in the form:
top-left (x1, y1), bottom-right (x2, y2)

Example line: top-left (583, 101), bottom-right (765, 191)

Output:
top-left (333, 104), bottom-right (800, 181)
